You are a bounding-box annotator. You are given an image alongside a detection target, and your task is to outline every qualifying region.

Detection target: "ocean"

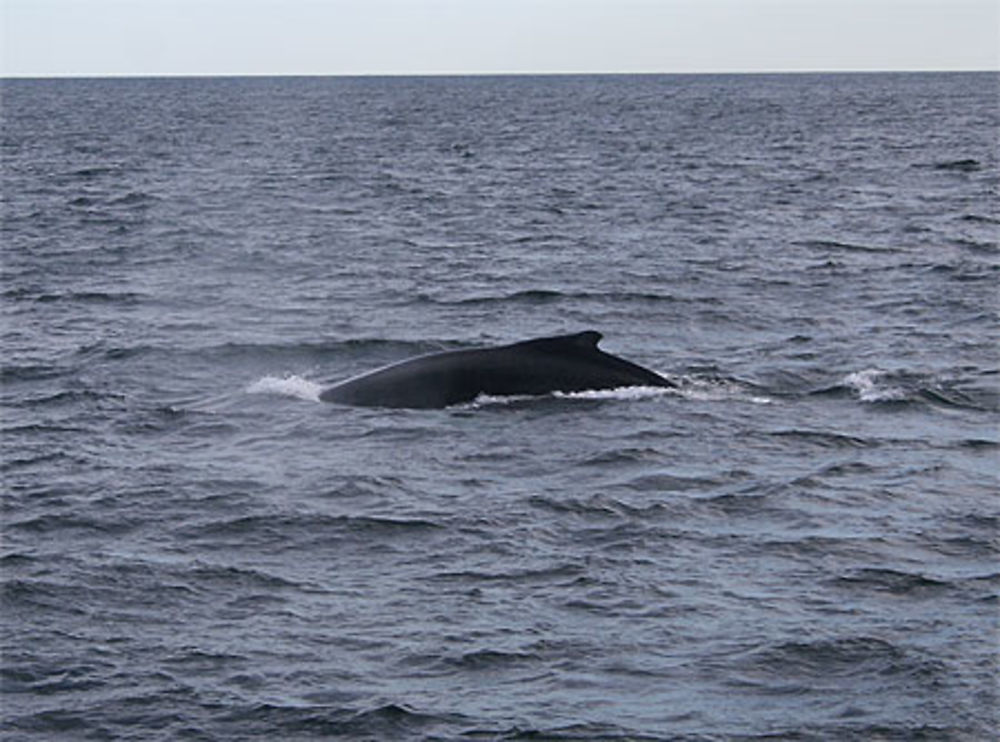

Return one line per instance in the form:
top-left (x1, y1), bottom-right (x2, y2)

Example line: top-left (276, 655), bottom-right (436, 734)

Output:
top-left (1, 73), bottom-right (997, 740)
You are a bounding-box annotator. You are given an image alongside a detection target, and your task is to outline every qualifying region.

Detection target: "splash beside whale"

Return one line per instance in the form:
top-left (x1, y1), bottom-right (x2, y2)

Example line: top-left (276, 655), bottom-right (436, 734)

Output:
top-left (320, 331), bottom-right (673, 409)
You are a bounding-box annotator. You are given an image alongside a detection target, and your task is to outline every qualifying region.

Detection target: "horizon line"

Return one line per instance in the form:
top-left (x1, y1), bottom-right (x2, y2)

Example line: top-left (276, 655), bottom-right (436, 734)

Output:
top-left (3, 67), bottom-right (997, 80)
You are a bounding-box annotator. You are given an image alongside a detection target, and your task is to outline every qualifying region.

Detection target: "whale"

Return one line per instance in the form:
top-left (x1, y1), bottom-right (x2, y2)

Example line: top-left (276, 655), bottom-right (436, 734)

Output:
top-left (319, 330), bottom-right (673, 409)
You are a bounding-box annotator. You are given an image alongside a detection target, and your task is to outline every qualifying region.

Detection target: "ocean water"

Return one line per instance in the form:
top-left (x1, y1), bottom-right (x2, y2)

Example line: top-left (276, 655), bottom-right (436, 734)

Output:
top-left (1, 73), bottom-right (998, 740)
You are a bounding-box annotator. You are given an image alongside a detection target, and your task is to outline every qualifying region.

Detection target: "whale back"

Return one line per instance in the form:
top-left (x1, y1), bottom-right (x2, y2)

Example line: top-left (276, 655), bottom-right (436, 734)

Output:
top-left (320, 331), bottom-right (671, 408)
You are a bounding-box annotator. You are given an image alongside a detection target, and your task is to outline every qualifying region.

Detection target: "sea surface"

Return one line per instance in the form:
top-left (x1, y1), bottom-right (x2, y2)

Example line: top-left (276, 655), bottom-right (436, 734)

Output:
top-left (1, 73), bottom-right (998, 740)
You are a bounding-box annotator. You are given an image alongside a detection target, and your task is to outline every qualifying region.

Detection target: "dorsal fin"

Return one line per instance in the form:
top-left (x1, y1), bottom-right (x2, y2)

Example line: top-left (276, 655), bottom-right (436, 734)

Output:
top-left (513, 331), bottom-right (603, 354)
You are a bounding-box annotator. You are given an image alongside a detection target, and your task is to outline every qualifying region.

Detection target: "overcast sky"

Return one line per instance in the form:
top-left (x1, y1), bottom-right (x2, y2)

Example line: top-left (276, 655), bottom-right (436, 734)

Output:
top-left (2, 0), bottom-right (998, 77)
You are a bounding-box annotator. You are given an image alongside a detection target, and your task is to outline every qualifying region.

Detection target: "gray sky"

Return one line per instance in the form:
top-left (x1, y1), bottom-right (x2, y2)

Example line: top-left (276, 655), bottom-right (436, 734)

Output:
top-left (2, 0), bottom-right (998, 77)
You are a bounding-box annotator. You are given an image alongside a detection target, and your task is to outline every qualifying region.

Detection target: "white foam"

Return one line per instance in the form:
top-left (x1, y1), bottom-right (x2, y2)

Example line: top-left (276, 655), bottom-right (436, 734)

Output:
top-left (474, 381), bottom-right (772, 407)
top-left (461, 385), bottom-right (672, 409)
top-left (554, 385), bottom-right (674, 402)
top-left (843, 368), bottom-right (908, 403)
top-left (464, 393), bottom-right (534, 408)
top-left (246, 375), bottom-right (323, 402)
top-left (670, 376), bottom-right (773, 404)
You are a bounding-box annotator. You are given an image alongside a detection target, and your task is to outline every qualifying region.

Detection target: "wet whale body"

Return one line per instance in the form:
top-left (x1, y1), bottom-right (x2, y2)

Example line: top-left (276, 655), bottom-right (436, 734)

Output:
top-left (320, 331), bottom-right (673, 409)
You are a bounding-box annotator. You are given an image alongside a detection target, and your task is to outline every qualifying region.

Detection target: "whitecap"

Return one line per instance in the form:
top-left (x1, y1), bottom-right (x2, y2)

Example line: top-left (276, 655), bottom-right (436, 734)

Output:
top-left (843, 368), bottom-right (909, 403)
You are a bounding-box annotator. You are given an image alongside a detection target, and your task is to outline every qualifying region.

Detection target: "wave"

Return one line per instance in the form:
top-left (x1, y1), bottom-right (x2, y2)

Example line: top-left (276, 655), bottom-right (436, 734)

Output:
top-left (808, 368), bottom-right (999, 412)
top-left (769, 429), bottom-right (876, 448)
top-left (201, 701), bottom-right (461, 739)
top-left (182, 562), bottom-right (305, 591)
top-left (623, 471), bottom-right (726, 493)
top-left (429, 563), bottom-right (585, 585)
top-left (491, 721), bottom-right (674, 740)
top-left (67, 166), bottom-right (119, 178)
top-left (842, 368), bottom-right (910, 403)
top-left (3, 288), bottom-right (144, 304)
top-left (415, 288), bottom-right (716, 306)
top-left (527, 493), bottom-right (632, 518)
top-left (436, 648), bottom-right (541, 671)
top-left (15, 389), bottom-right (125, 408)
top-left (670, 373), bottom-right (773, 404)
top-left (6, 512), bottom-right (138, 537)
top-left (0, 451), bottom-right (88, 473)
top-left (3, 697), bottom-right (464, 740)
top-left (794, 239), bottom-right (901, 254)
top-left (176, 512), bottom-right (443, 549)
top-left (953, 438), bottom-right (999, 451)
top-left (576, 446), bottom-right (665, 467)
top-left (109, 190), bottom-right (158, 206)
top-left (832, 568), bottom-right (952, 596)
top-left (953, 238), bottom-right (999, 255)
top-left (1, 363), bottom-right (70, 383)
top-left (246, 375), bottom-right (322, 402)
top-left (919, 384), bottom-right (1000, 413)
top-left (961, 213), bottom-right (1000, 225)
top-left (924, 158), bottom-right (982, 172)
top-left (735, 636), bottom-right (945, 693)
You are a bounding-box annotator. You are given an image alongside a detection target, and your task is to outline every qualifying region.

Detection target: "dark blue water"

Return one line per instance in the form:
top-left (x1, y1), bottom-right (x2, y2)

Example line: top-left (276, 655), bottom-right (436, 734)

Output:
top-left (2, 73), bottom-right (998, 740)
